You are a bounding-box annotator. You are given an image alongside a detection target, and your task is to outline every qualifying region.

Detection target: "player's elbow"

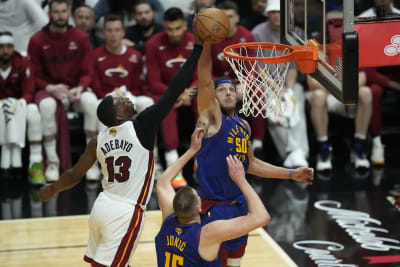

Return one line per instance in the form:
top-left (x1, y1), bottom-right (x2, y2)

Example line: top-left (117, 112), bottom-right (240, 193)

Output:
top-left (256, 210), bottom-right (271, 228)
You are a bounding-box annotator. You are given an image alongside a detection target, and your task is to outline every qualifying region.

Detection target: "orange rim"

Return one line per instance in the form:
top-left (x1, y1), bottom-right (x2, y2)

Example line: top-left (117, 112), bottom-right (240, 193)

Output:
top-left (223, 40), bottom-right (320, 73)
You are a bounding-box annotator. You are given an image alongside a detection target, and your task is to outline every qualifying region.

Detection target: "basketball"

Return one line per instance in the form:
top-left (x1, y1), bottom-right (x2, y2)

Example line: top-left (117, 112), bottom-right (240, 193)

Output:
top-left (194, 8), bottom-right (231, 44)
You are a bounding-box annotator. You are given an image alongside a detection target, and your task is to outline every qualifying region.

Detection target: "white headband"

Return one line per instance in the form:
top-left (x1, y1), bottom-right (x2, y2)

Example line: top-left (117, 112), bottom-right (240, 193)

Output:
top-left (0, 35), bottom-right (14, 45)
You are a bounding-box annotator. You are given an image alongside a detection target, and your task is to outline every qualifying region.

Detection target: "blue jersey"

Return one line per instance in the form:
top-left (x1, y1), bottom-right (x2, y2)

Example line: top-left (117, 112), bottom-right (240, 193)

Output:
top-left (155, 214), bottom-right (221, 267)
top-left (196, 113), bottom-right (250, 201)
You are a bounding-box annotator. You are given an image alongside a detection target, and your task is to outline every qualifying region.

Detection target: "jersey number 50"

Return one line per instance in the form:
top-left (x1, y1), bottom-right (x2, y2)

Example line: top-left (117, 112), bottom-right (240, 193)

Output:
top-left (105, 156), bottom-right (132, 182)
top-left (164, 252), bottom-right (183, 267)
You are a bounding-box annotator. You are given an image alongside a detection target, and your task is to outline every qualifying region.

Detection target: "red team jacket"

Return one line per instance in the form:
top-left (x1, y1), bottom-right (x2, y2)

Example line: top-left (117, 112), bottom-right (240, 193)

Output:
top-left (0, 52), bottom-right (35, 103)
top-left (211, 25), bottom-right (255, 80)
top-left (27, 25), bottom-right (92, 90)
top-left (91, 46), bottom-right (144, 99)
top-left (145, 31), bottom-right (197, 100)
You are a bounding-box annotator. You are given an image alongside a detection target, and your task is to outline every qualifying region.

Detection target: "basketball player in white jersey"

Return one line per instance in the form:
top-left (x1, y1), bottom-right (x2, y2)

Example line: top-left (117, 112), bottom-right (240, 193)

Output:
top-left (38, 19), bottom-right (203, 266)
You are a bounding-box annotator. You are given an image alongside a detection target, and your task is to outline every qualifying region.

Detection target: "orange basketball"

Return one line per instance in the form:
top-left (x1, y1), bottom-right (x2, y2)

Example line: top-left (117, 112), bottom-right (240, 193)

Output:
top-left (194, 8), bottom-right (231, 44)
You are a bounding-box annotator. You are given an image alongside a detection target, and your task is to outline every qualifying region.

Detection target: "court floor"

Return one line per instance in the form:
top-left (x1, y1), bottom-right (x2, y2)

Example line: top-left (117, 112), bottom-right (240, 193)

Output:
top-left (0, 210), bottom-right (297, 267)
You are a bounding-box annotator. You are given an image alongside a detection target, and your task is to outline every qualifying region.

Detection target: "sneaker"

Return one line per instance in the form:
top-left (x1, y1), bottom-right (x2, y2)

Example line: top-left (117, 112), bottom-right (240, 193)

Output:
top-left (171, 172), bottom-right (187, 189)
top-left (371, 136), bottom-right (385, 166)
top-left (283, 149), bottom-right (308, 168)
top-left (86, 163), bottom-right (101, 181)
top-left (316, 143), bottom-right (332, 171)
top-left (351, 139), bottom-right (370, 169)
top-left (28, 162), bottom-right (46, 185)
top-left (45, 161), bottom-right (60, 182)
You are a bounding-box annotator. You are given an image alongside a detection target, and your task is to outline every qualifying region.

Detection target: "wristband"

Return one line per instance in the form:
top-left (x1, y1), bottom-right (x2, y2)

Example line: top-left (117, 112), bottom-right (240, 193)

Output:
top-left (289, 169), bottom-right (293, 179)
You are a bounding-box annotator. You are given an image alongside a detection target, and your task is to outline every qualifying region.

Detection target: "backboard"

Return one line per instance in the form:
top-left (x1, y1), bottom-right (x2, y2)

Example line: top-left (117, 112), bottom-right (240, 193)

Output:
top-left (281, 0), bottom-right (359, 104)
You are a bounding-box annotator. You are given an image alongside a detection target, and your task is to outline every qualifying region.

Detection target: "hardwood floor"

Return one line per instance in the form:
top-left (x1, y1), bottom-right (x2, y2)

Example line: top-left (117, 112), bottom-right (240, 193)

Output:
top-left (0, 211), bottom-right (296, 267)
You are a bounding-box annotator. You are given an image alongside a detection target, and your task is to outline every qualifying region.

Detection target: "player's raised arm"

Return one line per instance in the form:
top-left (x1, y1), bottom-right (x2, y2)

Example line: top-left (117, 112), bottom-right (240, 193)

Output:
top-left (156, 128), bottom-right (204, 222)
top-left (197, 43), bottom-right (219, 113)
top-left (39, 138), bottom-right (97, 202)
top-left (198, 155), bottom-right (270, 261)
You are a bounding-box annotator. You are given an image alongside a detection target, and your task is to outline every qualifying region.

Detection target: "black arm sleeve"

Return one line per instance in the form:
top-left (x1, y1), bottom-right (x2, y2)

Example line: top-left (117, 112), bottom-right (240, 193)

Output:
top-left (134, 44), bottom-right (203, 151)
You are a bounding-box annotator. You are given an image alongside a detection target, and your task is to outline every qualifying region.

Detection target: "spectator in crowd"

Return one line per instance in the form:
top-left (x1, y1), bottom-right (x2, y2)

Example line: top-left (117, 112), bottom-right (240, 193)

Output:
top-left (358, 0), bottom-right (400, 17)
top-left (186, 0), bottom-right (216, 32)
top-left (146, 8), bottom-right (197, 184)
top-left (27, 0), bottom-right (93, 182)
top-left (93, 0), bottom-right (165, 26)
top-left (251, 0), bottom-right (309, 167)
top-left (0, 32), bottom-right (42, 219)
top-left (240, 0), bottom-right (268, 30)
top-left (0, 0), bottom-right (48, 55)
top-left (307, 73), bottom-right (372, 171)
top-left (124, 0), bottom-right (164, 55)
top-left (73, 4), bottom-right (105, 49)
top-left (363, 68), bottom-right (400, 166)
top-left (215, 0), bottom-right (252, 22)
top-left (357, 2), bottom-right (400, 166)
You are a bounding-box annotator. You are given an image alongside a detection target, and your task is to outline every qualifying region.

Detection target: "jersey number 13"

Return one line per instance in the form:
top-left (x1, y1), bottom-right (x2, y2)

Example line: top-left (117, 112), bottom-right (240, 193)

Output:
top-left (105, 156), bottom-right (132, 182)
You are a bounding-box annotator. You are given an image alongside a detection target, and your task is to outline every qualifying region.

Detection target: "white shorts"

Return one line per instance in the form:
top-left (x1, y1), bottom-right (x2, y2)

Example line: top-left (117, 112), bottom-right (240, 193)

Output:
top-left (84, 192), bottom-right (145, 267)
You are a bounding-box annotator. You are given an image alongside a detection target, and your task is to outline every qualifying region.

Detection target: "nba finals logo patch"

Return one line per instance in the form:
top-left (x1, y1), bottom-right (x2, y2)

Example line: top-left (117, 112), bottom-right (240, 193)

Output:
top-left (175, 227), bottom-right (183, 235)
top-left (109, 128), bottom-right (117, 137)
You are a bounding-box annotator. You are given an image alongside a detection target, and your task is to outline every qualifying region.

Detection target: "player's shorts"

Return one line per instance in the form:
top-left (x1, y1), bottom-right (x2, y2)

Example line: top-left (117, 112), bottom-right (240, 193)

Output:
top-left (200, 197), bottom-right (249, 265)
top-left (84, 192), bottom-right (145, 267)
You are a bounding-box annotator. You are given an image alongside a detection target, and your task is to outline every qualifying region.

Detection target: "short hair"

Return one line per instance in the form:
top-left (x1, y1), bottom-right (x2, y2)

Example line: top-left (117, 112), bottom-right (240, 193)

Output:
top-left (173, 186), bottom-right (199, 220)
top-left (134, 0), bottom-right (155, 12)
top-left (49, 0), bottom-right (69, 10)
top-left (97, 96), bottom-right (116, 127)
top-left (104, 14), bottom-right (125, 29)
top-left (163, 7), bottom-right (185, 22)
top-left (73, 4), bottom-right (94, 18)
top-left (217, 0), bottom-right (239, 12)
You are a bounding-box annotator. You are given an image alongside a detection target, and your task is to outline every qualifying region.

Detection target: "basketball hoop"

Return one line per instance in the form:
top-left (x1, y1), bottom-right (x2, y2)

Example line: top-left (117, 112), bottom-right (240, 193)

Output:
top-left (223, 40), bottom-right (319, 118)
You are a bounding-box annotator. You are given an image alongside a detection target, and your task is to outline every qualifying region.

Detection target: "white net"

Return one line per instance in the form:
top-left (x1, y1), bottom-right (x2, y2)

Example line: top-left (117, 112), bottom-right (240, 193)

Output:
top-left (224, 44), bottom-right (291, 118)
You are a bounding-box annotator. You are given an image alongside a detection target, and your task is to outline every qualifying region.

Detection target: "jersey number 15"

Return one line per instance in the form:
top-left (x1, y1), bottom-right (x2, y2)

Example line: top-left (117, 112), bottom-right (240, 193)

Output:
top-left (105, 156), bottom-right (132, 182)
top-left (164, 252), bottom-right (183, 267)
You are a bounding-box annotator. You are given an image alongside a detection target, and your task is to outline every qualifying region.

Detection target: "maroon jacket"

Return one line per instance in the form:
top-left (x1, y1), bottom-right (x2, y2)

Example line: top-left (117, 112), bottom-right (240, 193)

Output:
top-left (145, 31), bottom-right (197, 99)
top-left (0, 52), bottom-right (35, 103)
top-left (27, 25), bottom-right (92, 90)
top-left (91, 45), bottom-right (144, 98)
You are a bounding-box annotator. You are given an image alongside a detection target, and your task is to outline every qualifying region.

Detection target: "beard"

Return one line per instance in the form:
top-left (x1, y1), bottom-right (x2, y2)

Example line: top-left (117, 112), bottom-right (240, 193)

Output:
top-left (0, 54), bottom-right (12, 65)
top-left (52, 19), bottom-right (68, 28)
top-left (139, 20), bottom-right (155, 31)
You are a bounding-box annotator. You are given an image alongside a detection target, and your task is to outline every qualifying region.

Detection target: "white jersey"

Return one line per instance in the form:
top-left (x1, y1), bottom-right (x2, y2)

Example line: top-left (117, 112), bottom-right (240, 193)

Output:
top-left (96, 121), bottom-right (154, 209)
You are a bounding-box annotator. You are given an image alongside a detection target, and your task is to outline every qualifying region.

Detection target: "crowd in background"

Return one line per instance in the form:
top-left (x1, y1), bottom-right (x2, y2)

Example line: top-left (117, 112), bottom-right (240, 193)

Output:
top-left (1, 0), bottom-right (400, 219)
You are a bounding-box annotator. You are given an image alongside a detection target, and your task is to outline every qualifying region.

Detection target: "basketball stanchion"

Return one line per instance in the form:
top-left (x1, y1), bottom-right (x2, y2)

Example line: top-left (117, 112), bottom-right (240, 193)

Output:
top-left (223, 40), bottom-right (319, 118)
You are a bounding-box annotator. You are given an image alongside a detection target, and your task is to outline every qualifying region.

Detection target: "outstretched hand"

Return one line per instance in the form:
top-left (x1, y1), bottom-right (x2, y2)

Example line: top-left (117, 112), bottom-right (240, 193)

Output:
top-left (291, 167), bottom-right (314, 185)
top-left (226, 155), bottom-right (246, 184)
top-left (189, 127), bottom-right (205, 153)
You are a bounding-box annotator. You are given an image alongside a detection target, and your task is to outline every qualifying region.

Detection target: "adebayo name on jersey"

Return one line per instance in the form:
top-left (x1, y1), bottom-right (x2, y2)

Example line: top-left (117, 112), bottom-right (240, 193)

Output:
top-left (101, 139), bottom-right (133, 156)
